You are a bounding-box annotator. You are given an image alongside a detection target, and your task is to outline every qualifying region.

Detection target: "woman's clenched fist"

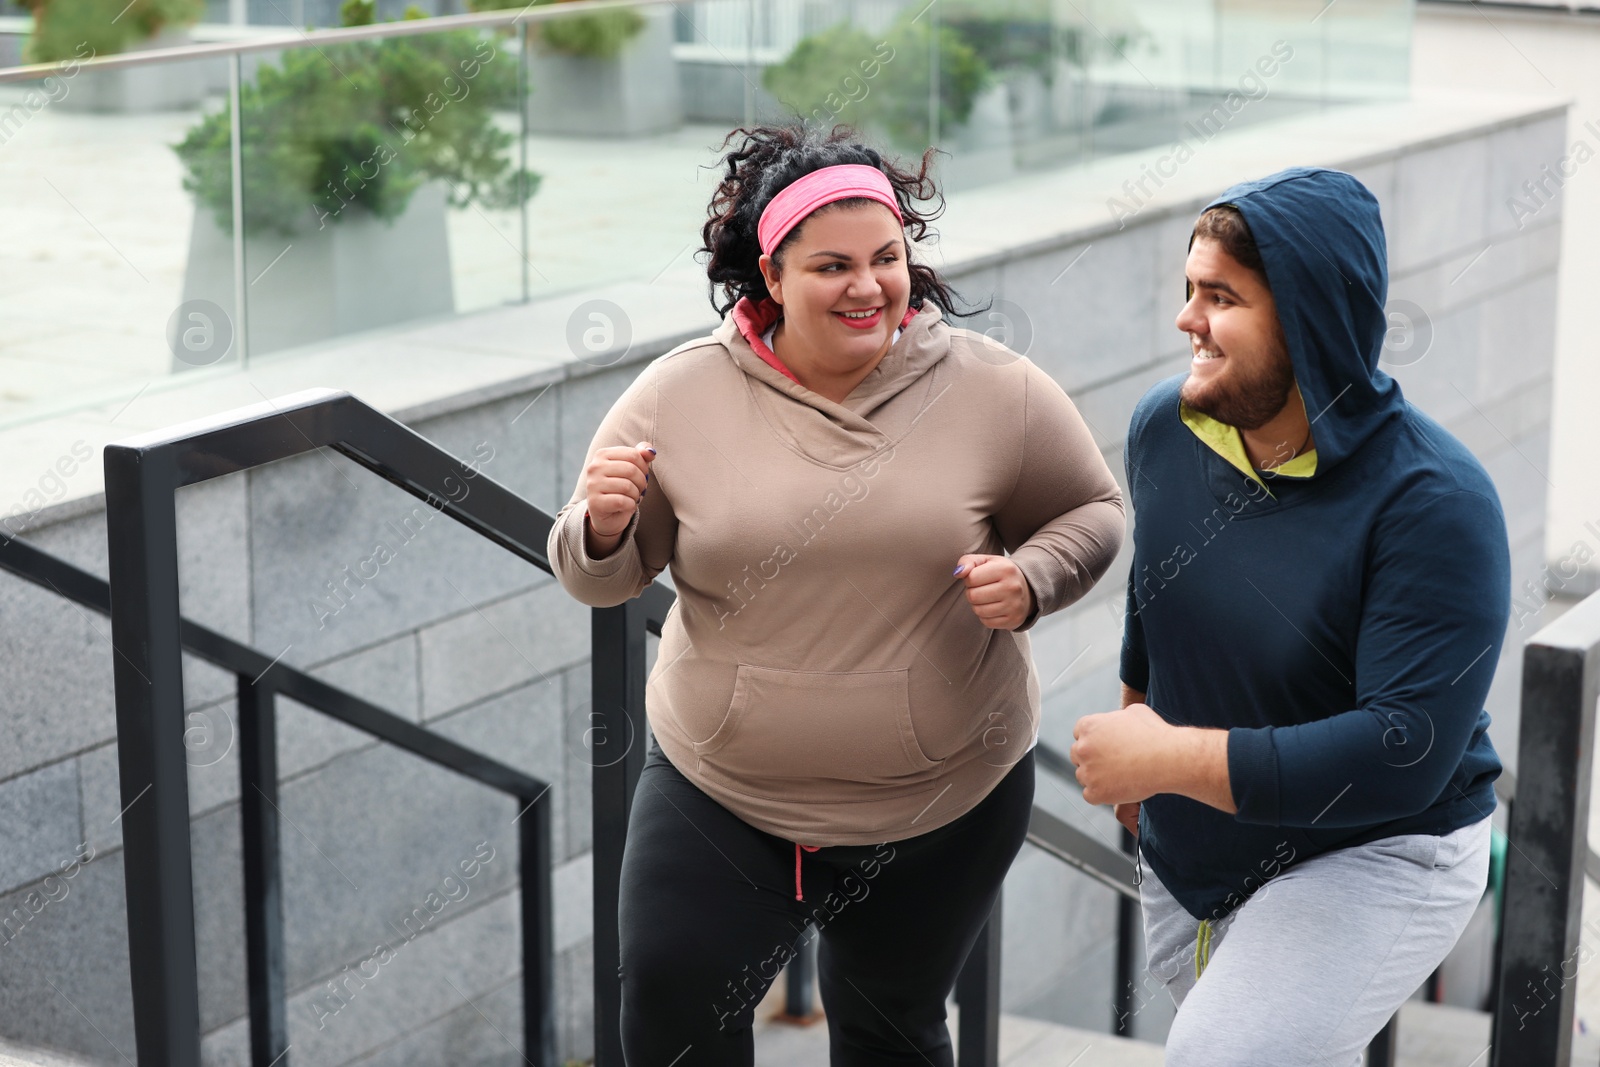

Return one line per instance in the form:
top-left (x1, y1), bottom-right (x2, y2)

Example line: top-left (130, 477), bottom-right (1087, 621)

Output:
top-left (584, 441), bottom-right (656, 555)
top-left (953, 554), bottom-right (1036, 631)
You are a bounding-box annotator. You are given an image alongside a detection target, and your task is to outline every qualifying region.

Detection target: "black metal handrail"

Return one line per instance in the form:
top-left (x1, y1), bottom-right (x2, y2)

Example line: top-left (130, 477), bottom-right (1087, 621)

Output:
top-left (1491, 589), bottom-right (1600, 1066)
top-left (90, 387), bottom-right (563, 1066)
top-left (14, 381), bottom-right (1586, 1067)
top-left (0, 530), bottom-right (555, 1065)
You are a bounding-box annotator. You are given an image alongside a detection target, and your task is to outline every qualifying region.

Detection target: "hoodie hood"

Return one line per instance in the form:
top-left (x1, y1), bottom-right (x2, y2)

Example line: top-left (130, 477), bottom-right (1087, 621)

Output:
top-left (711, 296), bottom-right (950, 467)
top-left (1203, 167), bottom-right (1405, 473)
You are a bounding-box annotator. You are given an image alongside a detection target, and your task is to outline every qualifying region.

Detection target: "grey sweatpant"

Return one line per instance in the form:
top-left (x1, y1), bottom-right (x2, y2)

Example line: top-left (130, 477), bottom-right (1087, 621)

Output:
top-left (1138, 816), bottom-right (1492, 1066)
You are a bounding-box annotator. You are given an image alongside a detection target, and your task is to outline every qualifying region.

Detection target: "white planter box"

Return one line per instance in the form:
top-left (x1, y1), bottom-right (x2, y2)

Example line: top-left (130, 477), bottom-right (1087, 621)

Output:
top-left (524, 5), bottom-right (682, 138)
top-left (178, 181), bottom-right (456, 364)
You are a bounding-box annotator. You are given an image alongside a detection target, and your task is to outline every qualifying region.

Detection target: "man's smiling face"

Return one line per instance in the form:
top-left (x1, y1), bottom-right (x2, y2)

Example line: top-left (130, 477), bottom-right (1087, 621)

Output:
top-left (1176, 236), bottom-right (1296, 431)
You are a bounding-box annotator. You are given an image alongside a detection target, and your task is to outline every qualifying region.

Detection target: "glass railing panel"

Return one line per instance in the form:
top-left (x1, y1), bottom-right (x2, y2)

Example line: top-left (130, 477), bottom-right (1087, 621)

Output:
top-left (222, 20), bottom-right (527, 359)
top-left (0, 0), bottom-right (1416, 426)
top-left (0, 52), bottom-right (238, 425)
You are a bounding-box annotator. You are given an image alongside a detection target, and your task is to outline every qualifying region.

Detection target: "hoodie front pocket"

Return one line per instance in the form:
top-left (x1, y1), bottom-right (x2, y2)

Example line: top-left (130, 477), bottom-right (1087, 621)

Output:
top-left (693, 664), bottom-right (939, 784)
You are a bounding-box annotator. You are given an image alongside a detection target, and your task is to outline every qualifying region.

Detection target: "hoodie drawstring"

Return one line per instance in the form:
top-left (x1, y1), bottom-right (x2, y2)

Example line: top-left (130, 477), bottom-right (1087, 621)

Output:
top-left (795, 841), bottom-right (821, 901)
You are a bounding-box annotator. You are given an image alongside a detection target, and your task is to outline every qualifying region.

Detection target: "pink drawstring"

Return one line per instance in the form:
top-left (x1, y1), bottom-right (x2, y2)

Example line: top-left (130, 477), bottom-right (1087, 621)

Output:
top-left (794, 841), bottom-right (821, 901)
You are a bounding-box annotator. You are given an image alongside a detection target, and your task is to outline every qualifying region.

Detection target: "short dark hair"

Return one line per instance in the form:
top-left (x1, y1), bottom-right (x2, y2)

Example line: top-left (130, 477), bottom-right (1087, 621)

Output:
top-left (699, 123), bottom-right (984, 319)
top-left (1192, 204), bottom-right (1268, 288)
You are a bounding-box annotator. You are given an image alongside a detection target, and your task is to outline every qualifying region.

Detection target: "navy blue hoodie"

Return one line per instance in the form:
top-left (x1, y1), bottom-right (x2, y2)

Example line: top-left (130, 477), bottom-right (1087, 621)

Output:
top-left (1121, 167), bottom-right (1508, 922)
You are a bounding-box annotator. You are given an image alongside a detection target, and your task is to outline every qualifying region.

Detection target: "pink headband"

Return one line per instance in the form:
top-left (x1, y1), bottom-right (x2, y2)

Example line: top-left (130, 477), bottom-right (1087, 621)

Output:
top-left (757, 164), bottom-right (904, 257)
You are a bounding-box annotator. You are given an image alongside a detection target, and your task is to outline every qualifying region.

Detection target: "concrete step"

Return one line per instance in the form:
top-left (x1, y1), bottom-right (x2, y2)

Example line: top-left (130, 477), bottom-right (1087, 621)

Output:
top-left (752, 995), bottom-right (1600, 1066)
top-left (1393, 999), bottom-right (1600, 1067)
top-left (0, 1036), bottom-right (96, 1067)
top-left (751, 995), bottom-right (1165, 1066)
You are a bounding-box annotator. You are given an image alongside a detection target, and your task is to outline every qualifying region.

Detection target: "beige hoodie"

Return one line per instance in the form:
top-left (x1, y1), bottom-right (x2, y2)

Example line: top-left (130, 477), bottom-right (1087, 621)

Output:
top-left (548, 299), bottom-right (1124, 845)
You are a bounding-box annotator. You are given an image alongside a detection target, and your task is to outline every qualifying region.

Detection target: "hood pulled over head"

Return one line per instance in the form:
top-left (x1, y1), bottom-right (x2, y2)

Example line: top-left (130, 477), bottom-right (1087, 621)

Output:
top-left (1201, 166), bottom-right (1405, 472)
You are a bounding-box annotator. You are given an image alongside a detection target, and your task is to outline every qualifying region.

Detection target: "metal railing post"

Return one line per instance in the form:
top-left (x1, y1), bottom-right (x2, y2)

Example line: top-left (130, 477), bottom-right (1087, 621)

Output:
top-left (1366, 1016), bottom-right (1398, 1067)
top-left (955, 897), bottom-right (1001, 1067)
top-left (229, 52), bottom-right (249, 367)
top-left (519, 791), bottom-right (557, 1067)
top-left (104, 445), bottom-right (203, 1067)
top-left (1490, 592), bottom-right (1600, 1065)
top-left (591, 597), bottom-right (652, 1067)
top-left (1113, 828), bottom-right (1137, 1035)
top-left (238, 678), bottom-right (288, 1067)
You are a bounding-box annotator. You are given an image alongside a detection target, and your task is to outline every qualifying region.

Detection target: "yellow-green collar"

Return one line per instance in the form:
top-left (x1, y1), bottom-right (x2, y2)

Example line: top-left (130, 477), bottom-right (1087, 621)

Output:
top-left (1179, 402), bottom-right (1317, 492)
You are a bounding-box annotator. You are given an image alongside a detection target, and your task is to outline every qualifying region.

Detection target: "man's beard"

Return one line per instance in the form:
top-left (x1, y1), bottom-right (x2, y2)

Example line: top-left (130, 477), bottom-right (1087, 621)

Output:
top-left (1180, 327), bottom-right (1296, 431)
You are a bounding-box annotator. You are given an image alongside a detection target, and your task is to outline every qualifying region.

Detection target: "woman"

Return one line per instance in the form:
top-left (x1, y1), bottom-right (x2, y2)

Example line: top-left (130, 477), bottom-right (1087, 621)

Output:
top-left (547, 124), bottom-right (1123, 1066)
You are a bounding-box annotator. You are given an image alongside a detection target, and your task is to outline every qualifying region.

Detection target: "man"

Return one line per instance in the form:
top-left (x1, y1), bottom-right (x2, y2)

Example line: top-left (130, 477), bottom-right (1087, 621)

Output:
top-left (1069, 167), bottom-right (1508, 1064)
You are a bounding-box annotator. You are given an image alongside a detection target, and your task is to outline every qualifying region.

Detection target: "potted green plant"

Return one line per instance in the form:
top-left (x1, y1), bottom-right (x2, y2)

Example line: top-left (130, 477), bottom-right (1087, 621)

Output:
top-left (21, 0), bottom-right (206, 111)
top-left (763, 12), bottom-right (991, 180)
top-left (940, 0), bottom-right (1152, 167)
top-left (470, 0), bottom-right (681, 137)
top-left (172, 0), bottom-right (541, 359)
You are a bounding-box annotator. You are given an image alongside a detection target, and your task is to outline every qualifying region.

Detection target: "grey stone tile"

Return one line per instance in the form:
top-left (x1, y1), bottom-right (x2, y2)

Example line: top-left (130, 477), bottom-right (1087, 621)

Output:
top-left (23, 508), bottom-right (106, 578)
top-left (1071, 361), bottom-right (1182, 458)
top-left (557, 938), bottom-right (595, 1066)
top-left (413, 385), bottom-right (563, 518)
top-left (175, 473), bottom-right (253, 704)
top-left (0, 850), bottom-right (134, 1064)
top-left (271, 739), bottom-right (521, 994)
top-left (182, 652), bottom-right (238, 714)
top-left (428, 679), bottom-right (566, 859)
top-left (340, 975), bottom-right (524, 1067)
top-left (275, 697), bottom-right (376, 792)
top-left (186, 698), bottom-right (245, 817)
top-left (1392, 135), bottom-right (1491, 273)
top-left (203, 890), bottom-right (523, 1067)
top-left (0, 565), bottom-right (117, 782)
top-left (1485, 113), bottom-right (1569, 243)
top-left (418, 581), bottom-right (586, 719)
top-left (552, 854), bottom-right (591, 956)
top-left (0, 761), bottom-right (82, 898)
top-left (268, 635), bottom-right (427, 794)
top-left (555, 363), bottom-right (655, 519)
top-left (1039, 658), bottom-right (1123, 762)
top-left (1478, 272), bottom-right (1558, 401)
top-left (562, 665), bottom-right (594, 862)
top-left (1483, 425), bottom-right (1552, 552)
top-left (306, 633), bottom-right (422, 723)
top-left (76, 742), bottom-right (122, 858)
top-left (999, 847), bottom-right (1119, 1032)
top-left (1150, 210), bottom-right (1196, 359)
top-left (79, 714), bottom-right (246, 856)
top-left (1387, 212), bottom-right (1560, 326)
top-left (940, 265), bottom-right (1004, 338)
top-left (1030, 600), bottom-right (1122, 715)
top-left (1387, 299), bottom-right (1481, 427)
top-left (1000, 228), bottom-right (1160, 395)
top-left (248, 450), bottom-right (541, 667)
top-left (190, 800), bottom-right (248, 1035)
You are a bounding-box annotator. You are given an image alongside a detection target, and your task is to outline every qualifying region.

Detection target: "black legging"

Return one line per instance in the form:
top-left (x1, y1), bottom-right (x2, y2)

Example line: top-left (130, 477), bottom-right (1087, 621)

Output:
top-left (618, 740), bottom-right (1036, 1066)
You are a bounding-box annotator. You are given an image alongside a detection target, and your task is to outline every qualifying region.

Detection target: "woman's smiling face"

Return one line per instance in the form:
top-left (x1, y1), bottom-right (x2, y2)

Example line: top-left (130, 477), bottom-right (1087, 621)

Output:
top-left (758, 200), bottom-right (911, 378)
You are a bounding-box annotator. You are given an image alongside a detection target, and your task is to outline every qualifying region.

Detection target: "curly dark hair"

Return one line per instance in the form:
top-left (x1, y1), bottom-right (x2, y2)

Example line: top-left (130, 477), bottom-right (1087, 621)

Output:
top-left (699, 123), bottom-right (985, 320)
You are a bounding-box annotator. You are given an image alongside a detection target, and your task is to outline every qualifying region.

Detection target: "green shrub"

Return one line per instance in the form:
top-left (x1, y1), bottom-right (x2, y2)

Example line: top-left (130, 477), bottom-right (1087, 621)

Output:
top-left (941, 0), bottom-right (1147, 82)
top-left (20, 0), bottom-right (204, 64)
top-left (468, 0), bottom-right (646, 60)
top-left (173, 11), bottom-right (538, 236)
top-left (763, 14), bottom-right (989, 151)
